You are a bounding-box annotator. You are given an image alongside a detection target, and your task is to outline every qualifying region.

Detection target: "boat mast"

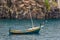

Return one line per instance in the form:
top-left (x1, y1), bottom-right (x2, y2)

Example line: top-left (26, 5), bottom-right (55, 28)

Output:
top-left (29, 9), bottom-right (34, 27)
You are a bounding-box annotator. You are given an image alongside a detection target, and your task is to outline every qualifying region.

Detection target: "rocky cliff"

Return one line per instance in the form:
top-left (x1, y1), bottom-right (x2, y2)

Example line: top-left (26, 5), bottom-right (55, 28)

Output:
top-left (0, 0), bottom-right (60, 19)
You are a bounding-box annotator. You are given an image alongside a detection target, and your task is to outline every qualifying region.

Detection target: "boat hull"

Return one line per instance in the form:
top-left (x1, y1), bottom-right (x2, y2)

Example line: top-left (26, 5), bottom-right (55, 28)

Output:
top-left (9, 27), bottom-right (40, 34)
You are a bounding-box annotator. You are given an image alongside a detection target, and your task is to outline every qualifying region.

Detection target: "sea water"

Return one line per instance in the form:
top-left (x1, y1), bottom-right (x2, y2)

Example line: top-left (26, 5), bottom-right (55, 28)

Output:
top-left (0, 19), bottom-right (60, 40)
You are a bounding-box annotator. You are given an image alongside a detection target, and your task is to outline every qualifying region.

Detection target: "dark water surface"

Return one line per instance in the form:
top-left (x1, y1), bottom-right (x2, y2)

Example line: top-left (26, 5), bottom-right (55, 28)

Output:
top-left (0, 19), bottom-right (60, 40)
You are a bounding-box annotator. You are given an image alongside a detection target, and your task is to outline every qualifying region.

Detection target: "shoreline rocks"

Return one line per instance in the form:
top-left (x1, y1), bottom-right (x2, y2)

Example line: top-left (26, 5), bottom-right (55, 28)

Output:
top-left (0, 0), bottom-right (60, 19)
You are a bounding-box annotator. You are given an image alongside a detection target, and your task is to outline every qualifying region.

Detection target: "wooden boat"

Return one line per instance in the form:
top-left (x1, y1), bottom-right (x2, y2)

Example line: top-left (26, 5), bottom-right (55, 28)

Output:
top-left (9, 9), bottom-right (40, 34)
top-left (9, 27), bottom-right (40, 34)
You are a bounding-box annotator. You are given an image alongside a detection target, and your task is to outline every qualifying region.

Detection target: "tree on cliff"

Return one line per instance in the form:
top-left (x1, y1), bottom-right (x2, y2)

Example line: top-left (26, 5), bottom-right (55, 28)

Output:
top-left (45, 0), bottom-right (50, 12)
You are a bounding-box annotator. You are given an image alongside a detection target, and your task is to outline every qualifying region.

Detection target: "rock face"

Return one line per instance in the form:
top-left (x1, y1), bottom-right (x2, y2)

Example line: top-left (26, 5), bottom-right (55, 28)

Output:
top-left (0, 0), bottom-right (60, 19)
top-left (46, 8), bottom-right (60, 19)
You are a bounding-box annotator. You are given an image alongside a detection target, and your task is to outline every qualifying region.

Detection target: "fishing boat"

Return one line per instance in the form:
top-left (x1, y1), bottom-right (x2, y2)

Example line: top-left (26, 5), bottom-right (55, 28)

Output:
top-left (9, 9), bottom-right (40, 34)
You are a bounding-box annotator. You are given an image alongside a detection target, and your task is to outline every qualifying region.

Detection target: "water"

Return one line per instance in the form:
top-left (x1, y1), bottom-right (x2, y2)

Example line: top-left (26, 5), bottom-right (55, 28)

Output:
top-left (0, 19), bottom-right (60, 40)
